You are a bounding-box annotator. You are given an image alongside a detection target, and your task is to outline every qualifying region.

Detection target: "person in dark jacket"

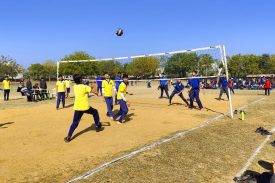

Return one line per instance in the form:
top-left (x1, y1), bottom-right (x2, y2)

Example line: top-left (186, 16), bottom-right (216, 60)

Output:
top-left (40, 77), bottom-right (48, 99)
top-left (26, 78), bottom-right (33, 102)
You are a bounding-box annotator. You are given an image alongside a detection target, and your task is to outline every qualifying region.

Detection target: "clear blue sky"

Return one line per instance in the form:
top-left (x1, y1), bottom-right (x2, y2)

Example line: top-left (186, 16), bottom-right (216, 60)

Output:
top-left (0, 0), bottom-right (274, 68)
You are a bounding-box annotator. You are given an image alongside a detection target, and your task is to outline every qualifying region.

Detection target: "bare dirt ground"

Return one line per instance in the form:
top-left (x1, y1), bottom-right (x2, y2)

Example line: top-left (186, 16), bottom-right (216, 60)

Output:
top-left (0, 83), bottom-right (264, 182)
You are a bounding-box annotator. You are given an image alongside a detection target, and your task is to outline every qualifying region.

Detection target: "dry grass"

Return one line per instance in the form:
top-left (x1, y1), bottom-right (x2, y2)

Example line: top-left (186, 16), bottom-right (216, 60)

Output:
top-left (80, 95), bottom-right (275, 183)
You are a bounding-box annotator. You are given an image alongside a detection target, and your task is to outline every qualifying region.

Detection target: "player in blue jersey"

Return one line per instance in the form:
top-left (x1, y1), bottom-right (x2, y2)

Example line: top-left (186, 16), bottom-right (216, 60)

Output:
top-left (188, 71), bottom-right (203, 110)
top-left (115, 72), bottom-right (123, 105)
top-left (158, 74), bottom-right (170, 98)
top-left (169, 79), bottom-right (189, 107)
top-left (218, 77), bottom-right (229, 100)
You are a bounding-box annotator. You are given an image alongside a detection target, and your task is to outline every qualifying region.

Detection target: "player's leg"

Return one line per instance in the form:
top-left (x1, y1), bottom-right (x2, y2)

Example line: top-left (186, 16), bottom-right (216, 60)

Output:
top-left (218, 88), bottom-right (223, 99)
top-left (265, 88), bottom-right (267, 95)
top-left (6, 89), bottom-right (10, 100)
top-left (164, 85), bottom-right (169, 98)
top-left (115, 94), bottom-right (118, 105)
top-left (65, 111), bottom-right (84, 142)
top-left (84, 107), bottom-right (102, 128)
top-left (189, 90), bottom-right (195, 108)
top-left (4, 90), bottom-right (7, 101)
top-left (118, 100), bottom-right (128, 123)
top-left (195, 89), bottom-right (203, 109)
top-left (105, 97), bottom-right (113, 117)
top-left (113, 101), bottom-right (123, 120)
top-left (169, 90), bottom-right (177, 105)
top-left (179, 92), bottom-right (189, 106)
top-left (268, 88), bottom-right (270, 96)
top-left (56, 92), bottom-right (60, 109)
top-left (61, 92), bottom-right (65, 108)
top-left (160, 85), bottom-right (164, 98)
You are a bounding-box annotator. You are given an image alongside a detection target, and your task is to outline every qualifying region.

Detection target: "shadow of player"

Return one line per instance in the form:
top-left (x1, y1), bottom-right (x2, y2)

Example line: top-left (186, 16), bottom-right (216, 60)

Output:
top-left (71, 122), bottom-right (110, 140)
top-left (0, 122), bottom-right (14, 129)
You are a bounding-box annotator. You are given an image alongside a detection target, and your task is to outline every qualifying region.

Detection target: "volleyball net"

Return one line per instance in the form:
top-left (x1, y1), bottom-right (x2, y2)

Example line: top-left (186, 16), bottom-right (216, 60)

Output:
top-left (57, 45), bottom-right (233, 117)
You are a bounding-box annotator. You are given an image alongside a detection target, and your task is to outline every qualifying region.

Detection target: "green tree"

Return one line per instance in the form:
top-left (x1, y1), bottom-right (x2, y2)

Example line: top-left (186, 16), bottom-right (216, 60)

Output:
top-left (43, 60), bottom-right (57, 80)
top-left (126, 57), bottom-right (160, 78)
top-left (28, 63), bottom-right (46, 80)
top-left (198, 54), bottom-right (215, 76)
top-left (164, 53), bottom-right (199, 77)
top-left (0, 55), bottom-right (24, 78)
top-left (59, 51), bottom-right (98, 76)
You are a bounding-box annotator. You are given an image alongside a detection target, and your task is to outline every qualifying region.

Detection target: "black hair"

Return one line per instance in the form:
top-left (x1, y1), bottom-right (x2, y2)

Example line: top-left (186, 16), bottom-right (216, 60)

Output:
top-left (73, 74), bottom-right (82, 84)
top-left (103, 72), bottom-right (109, 75)
top-left (122, 74), bottom-right (128, 79)
top-left (193, 71), bottom-right (198, 74)
top-left (58, 74), bottom-right (63, 77)
top-left (117, 72), bottom-right (121, 74)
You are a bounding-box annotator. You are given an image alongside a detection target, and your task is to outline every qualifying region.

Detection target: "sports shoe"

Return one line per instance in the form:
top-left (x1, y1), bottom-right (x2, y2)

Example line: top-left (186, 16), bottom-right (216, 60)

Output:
top-left (64, 136), bottom-right (71, 143)
top-left (255, 127), bottom-right (264, 133)
top-left (271, 141), bottom-right (275, 147)
top-left (95, 124), bottom-right (102, 132)
top-left (261, 130), bottom-right (273, 136)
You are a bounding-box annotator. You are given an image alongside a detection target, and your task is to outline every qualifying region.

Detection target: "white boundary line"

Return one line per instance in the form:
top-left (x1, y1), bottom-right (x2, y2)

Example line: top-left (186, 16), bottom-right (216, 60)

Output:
top-left (67, 97), bottom-right (265, 183)
top-left (235, 127), bottom-right (275, 178)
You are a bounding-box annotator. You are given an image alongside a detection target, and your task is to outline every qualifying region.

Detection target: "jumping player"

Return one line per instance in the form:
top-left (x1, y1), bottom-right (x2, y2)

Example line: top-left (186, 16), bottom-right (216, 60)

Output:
top-left (218, 77), bottom-right (229, 100)
top-left (2, 76), bottom-right (11, 101)
top-left (115, 72), bottom-right (122, 105)
top-left (169, 79), bottom-right (189, 107)
top-left (188, 71), bottom-right (203, 110)
top-left (113, 74), bottom-right (130, 124)
top-left (64, 74), bottom-right (102, 143)
top-left (102, 72), bottom-right (116, 118)
top-left (159, 74), bottom-right (169, 98)
top-left (56, 75), bottom-right (66, 110)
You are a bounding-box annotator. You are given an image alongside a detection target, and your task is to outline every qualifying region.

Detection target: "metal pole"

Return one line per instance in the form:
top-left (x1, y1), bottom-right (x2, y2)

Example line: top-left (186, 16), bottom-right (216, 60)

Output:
top-left (221, 45), bottom-right (233, 118)
top-left (57, 61), bottom-right (59, 78)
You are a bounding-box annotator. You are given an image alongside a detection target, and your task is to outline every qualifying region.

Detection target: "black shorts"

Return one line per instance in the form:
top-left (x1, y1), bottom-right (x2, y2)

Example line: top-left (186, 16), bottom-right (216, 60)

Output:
top-left (66, 88), bottom-right (70, 93)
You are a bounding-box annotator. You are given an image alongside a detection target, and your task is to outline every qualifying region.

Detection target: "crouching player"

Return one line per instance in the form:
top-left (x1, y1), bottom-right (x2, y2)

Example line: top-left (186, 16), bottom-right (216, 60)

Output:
top-left (113, 74), bottom-right (130, 124)
top-left (64, 74), bottom-right (102, 143)
top-left (169, 80), bottom-right (189, 107)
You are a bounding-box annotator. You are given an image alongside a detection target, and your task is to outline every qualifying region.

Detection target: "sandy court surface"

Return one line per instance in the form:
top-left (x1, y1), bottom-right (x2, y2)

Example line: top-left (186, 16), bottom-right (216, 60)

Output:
top-left (0, 84), bottom-right (263, 182)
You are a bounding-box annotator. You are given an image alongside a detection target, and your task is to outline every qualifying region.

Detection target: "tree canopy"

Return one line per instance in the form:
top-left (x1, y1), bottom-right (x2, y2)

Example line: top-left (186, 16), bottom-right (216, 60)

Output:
top-left (0, 55), bottom-right (24, 79)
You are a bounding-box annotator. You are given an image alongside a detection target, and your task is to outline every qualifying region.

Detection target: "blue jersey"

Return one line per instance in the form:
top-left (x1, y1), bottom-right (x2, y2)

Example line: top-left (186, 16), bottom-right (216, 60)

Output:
top-left (220, 78), bottom-right (228, 89)
top-left (96, 77), bottom-right (102, 87)
top-left (160, 78), bottom-right (168, 85)
top-left (174, 82), bottom-right (185, 92)
top-left (115, 77), bottom-right (122, 90)
top-left (189, 78), bottom-right (201, 90)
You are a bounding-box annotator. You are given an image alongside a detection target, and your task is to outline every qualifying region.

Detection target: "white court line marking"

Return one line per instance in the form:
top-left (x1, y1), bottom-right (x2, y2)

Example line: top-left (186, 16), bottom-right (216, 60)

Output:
top-left (67, 97), bottom-right (265, 183)
top-left (235, 127), bottom-right (275, 178)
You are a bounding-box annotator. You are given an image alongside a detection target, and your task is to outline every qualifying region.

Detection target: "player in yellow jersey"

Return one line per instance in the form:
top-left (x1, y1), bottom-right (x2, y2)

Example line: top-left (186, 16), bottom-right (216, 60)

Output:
top-left (64, 74), bottom-right (102, 142)
top-left (113, 74), bottom-right (130, 124)
top-left (2, 76), bottom-right (11, 101)
top-left (56, 75), bottom-right (66, 109)
top-left (102, 72), bottom-right (116, 118)
top-left (65, 79), bottom-right (71, 98)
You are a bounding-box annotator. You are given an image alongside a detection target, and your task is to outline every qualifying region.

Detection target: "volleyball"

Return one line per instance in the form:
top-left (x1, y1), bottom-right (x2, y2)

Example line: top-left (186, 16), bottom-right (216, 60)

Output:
top-left (116, 28), bottom-right (123, 36)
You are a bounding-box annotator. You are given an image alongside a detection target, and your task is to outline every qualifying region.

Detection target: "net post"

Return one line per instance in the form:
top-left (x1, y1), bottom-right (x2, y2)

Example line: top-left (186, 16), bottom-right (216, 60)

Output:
top-left (57, 61), bottom-right (60, 79)
top-left (221, 45), bottom-right (233, 118)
